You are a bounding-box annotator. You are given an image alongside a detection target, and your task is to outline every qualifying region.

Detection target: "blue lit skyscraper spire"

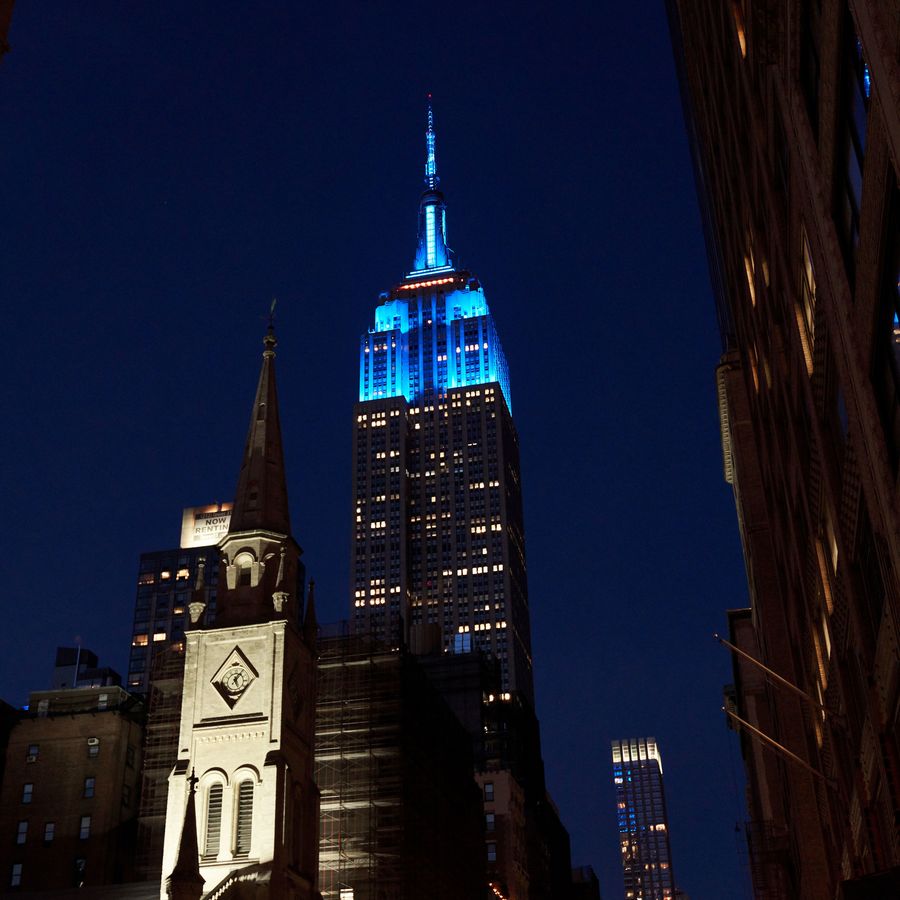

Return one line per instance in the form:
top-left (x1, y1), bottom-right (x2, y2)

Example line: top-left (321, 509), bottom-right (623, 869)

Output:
top-left (425, 92), bottom-right (438, 190)
top-left (413, 93), bottom-right (451, 273)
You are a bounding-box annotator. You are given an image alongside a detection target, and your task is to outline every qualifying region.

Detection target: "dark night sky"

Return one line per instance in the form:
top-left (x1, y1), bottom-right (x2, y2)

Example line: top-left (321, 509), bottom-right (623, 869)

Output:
top-left (2, 3), bottom-right (753, 897)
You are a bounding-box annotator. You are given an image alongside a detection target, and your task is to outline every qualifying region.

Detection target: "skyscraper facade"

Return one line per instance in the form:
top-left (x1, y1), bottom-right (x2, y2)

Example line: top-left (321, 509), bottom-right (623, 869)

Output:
top-left (127, 503), bottom-right (231, 693)
top-left (612, 738), bottom-right (675, 900)
top-left (351, 99), bottom-right (531, 702)
top-left (668, 1), bottom-right (900, 896)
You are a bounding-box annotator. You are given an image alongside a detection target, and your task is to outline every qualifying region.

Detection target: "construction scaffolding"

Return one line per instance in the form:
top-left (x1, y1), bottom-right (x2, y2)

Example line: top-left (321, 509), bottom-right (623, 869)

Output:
top-left (316, 628), bottom-right (403, 900)
top-left (315, 625), bottom-right (485, 900)
top-left (134, 644), bottom-right (186, 882)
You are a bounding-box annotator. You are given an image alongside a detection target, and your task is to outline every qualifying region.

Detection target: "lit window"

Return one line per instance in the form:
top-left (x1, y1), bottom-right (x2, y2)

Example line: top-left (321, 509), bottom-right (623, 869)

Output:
top-left (16, 821), bottom-right (27, 845)
top-left (132, 634), bottom-right (148, 647)
top-left (43, 822), bottom-right (55, 843)
top-left (153, 632), bottom-right (167, 642)
top-left (160, 570), bottom-right (171, 580)
top-left (483, 782), bottom-right (494, 802)
top-left (87, 738), bottom-right (100, 758)
top-left (10, 864), bottom-right (22, 887)
top-left (795, 227), bottom-right (816, 375)
top-left (22, 783), bottom-right (32, 804)
top-left (79, 816), bottom-right (91, 840)
top-left (485, 813), bottom-right (495, 832)
top-left (176, 568), bottom-right (190, 580)
top-left (731, 1), bottom-right (747, 57)
top-left (26, 744), bottom-right (38, 762)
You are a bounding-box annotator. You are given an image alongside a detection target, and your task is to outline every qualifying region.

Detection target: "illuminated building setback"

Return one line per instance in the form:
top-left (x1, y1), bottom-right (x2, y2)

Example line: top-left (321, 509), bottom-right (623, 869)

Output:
top-left (612, 738), bottom-right (675, 900)
top-left (351, 98), bottom-right (531, 701)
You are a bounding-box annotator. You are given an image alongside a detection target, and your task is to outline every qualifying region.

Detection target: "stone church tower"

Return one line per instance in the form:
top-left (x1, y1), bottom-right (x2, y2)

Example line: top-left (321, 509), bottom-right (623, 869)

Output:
top-left (160, 325), bottom-right (319, 900)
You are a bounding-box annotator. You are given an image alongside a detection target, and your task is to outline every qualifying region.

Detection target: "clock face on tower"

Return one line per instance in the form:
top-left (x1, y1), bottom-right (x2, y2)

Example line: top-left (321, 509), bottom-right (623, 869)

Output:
top-left (223, 665), bottom-right (251, 696)
top-left (211, 647), bottom-right (259, 709)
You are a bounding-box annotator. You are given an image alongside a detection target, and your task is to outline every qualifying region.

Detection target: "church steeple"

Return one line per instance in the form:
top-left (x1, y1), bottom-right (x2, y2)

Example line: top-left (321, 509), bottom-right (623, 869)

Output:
top-left (215, 318), bottom-right (304, 629)
top-left (229, 317), bottom-right (291, 536)
top-left (411, 94), bottom-right (452, 274)
top-left (159, 314), bottom-right (319, 900)
top-left (165, 771), bottom-right (204, 900)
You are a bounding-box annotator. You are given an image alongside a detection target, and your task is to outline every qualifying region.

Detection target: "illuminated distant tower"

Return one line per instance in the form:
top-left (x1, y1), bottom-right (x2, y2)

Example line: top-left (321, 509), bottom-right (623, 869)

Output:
top-left (351, 95), bottom-right (531, 702)
top-left (612, 738), bottom-right (676, 900)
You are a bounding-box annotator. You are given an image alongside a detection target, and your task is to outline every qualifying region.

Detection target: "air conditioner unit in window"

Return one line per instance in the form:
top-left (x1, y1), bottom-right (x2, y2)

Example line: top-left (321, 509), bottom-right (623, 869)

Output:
top-left (87, 737), bottom-right (100, 746)
top-left (25, 755), bottom-right (37, 763)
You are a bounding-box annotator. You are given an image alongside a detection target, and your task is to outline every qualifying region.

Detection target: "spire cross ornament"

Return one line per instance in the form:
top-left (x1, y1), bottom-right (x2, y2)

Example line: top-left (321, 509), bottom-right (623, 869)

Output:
top-left (263, 298), bottom-right (277, 356)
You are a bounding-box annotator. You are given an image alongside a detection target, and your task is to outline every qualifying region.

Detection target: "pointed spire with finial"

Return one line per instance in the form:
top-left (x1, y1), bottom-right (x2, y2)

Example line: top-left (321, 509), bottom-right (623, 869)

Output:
top-left (303, 579), bottom-right (318, 647)
top-left (412, 94), bottom-right (452, 274)
top-left (166, 769), bottom-right (204, 900)
top-left (228, 301), bottom-right (291, 536)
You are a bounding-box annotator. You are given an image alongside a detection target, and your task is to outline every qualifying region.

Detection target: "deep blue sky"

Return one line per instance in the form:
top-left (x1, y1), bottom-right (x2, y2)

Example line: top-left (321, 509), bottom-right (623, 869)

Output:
top-left (2, 3), bottom-right (753, 897)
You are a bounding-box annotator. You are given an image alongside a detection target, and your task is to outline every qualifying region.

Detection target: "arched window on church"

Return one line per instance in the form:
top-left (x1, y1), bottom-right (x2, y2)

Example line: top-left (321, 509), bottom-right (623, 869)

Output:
top-left (234, 780), bottom-right (254, 857)
top-left (235, 553), bottom-right (253, 587)
top-left (203, 783), bottom-right (223, 859)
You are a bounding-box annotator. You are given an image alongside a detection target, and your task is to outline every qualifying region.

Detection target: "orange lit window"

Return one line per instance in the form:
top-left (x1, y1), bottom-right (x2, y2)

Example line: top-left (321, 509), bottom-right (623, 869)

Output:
top-left (796, 227), bottom-right (817, 375)
top-left (732, 1), bottom-right (747, 58)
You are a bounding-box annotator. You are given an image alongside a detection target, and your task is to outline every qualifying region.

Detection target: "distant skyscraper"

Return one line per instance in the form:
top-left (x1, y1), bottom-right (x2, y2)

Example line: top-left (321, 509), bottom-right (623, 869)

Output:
top-left (612, 738), bottom-right (675, 900)
top-left (351, 97), bottom-right (531, 702)
top-left (668, 1), bottom-right (900, 896)
top-left (127, 503), bottom-right (231, 693)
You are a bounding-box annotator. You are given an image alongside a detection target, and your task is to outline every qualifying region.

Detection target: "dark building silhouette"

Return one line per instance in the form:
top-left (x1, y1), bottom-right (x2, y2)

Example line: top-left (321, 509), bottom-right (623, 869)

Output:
top-left (668, 1), bottom-right (900, 897)
top-left (570, 866), bottom-right (602, 900)
top-left (0, 0), bottom-right (13, 61)
top-left (52, 647), bottom-right (120, 690)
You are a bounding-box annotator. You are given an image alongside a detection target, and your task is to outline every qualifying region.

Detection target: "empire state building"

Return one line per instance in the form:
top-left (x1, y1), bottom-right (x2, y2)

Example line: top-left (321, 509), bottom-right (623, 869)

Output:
top-left (351, 98), bottom-right (533, 702)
